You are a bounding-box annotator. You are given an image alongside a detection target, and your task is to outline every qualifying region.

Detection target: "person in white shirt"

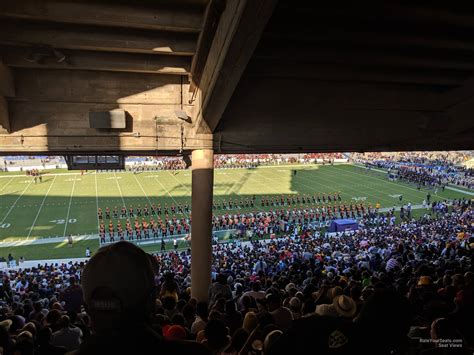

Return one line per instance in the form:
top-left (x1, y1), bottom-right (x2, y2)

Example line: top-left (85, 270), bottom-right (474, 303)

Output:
top-left (254, 256), bottom-right (267, 274)
top-left (242, 280), bottom-right (266, 301)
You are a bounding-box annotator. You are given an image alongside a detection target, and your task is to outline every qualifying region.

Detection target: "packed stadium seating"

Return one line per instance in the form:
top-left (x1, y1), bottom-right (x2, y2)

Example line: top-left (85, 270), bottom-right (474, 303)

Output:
top-left (0, 198), bottom-right (472, 354)
top-left (352, 152), bottom-right (474, 190)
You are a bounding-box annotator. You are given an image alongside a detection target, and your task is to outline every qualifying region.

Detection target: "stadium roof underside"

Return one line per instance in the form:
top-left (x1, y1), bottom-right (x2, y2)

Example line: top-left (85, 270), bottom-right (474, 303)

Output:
top-left (1, 0), bottom-right (474, 155)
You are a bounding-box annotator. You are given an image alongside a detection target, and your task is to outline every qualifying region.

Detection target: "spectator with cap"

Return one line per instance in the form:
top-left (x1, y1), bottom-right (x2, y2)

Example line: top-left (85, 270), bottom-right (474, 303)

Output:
top-left (315, 286), bottom-right (344, 317)
top-left (77, 241), bottom-right (209, 354)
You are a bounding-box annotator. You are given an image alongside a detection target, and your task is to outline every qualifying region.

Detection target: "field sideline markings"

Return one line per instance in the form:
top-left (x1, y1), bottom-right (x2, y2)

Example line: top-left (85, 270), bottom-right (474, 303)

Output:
top-left (213, 169), bottom-right (266, 200)
top-left (63, 176), bottom-right (77, 237)
top-left (290, 164), bottom-right (416, 205)
top-left (258, 166), bottom-right (394, 207)
top-left (133, 173), bottom-right (153, 206)
top-left (26, 175), bottom-right (57, 240)
top-left (0, 180), bottom-right (33, 224)
top-left (0, 177), bottom-right (15, 195)
top-left (113, 172), bottom-right (127, 209)
top-left (257, 168), bottom-right (347, 202)
top-left (312, 166), bottom-right (427, 205)
top-left (167, 170), bottom-right (231, 206)
top-left (348, 164), bottom-right (433, 195)
top-left (337, 165), bottom-right (424, 198)
top-left (151, 174), bottom-right (189, 218)
top-left (300, 166), bottom-right (404, 205)
top-left (226, 168), bottom-right (289, 199)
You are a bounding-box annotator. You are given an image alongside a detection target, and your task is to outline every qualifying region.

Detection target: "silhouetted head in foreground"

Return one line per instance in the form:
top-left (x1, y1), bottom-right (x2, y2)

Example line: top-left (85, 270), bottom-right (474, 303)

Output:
top-left (81, 241), bottom-right (156, 333)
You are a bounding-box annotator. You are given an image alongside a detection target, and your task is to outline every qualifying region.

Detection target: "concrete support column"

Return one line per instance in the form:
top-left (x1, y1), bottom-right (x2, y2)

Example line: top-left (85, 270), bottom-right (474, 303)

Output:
top-left (191, 149), bottom-right (214, 302)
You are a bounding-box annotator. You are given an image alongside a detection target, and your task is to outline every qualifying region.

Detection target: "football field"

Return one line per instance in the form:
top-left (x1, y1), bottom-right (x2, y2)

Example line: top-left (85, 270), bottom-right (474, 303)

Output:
top-left (0, 164), bottom-right (471, 260)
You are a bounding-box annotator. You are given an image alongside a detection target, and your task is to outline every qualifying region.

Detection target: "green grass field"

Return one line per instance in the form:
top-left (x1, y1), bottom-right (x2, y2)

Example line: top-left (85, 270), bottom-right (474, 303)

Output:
top-left (0, 164), bottom-right (471, 261)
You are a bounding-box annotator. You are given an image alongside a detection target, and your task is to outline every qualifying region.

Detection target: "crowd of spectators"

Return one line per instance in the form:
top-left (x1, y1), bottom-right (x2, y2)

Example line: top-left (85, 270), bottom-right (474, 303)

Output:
top-left (0, 198), bottom-right (472, 354)
top-left (352, 152), bottom-right (474, 190)
top-left (351, 152), bottom-right (472, 166)
top-left (123, 154), bottom-right (348, 172)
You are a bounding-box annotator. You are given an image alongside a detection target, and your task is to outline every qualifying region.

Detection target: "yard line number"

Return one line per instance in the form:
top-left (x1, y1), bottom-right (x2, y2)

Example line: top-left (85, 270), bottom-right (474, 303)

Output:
top-left (50, 219), bottom-right (77, 225)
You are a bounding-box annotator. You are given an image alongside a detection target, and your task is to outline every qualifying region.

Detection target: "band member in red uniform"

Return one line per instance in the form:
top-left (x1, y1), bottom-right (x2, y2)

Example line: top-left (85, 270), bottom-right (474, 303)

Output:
top-left (113, 206), bottom-right (118, 219)
top-left (99, 223), bottom-right (106, 244)
top-left (129, 205), bottom-right (134, 217)
top-left (105, 207), bottom-right (110, 219)
top-left (135, 220), bottom-right (141, 240)
top-left (127, 224), bottom-right (133, 240)
top-left (117, 221), bottom-right (124, 241)
top-left (98, 208), bottom-right (103, 220)
top-left (143, 220), bottom-right (149, 239)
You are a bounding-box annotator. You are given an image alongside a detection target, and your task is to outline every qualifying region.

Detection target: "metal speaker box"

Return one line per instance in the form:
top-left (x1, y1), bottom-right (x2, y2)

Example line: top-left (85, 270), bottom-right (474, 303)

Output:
top-left (89, 109), bottom-right (126, 129)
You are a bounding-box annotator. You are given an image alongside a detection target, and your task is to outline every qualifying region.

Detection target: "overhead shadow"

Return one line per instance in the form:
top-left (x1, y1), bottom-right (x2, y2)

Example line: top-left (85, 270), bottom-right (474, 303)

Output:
top-left (7, 68), bottom-right (190, 156)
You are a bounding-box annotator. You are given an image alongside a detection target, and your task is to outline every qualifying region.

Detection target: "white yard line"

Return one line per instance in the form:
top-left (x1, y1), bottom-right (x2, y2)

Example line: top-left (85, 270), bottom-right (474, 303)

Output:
top-left (445, 186), bottom-right (474, 196)
top-left (318, 166), bottom-right (415, 202)
top-left (0, 180), bottom-right (33, 224)
top-left (133, 173), bottom-right (153, 206)
top-left (344, 164), bottom-right (434, 195)
top-left (113, 172), bottom-right (127, 209)
top-left (26, 176), bottom-right (57, 240)
top-left (152, 174), bottom-right (189, 218)
top-left (63, 176), bottom-right (77, 237)
top-left (166, 170), bottom-right (191, 194)
top-left (166, 170), bottom-right (231, 214)
top-left (0, 177), bottom-right (15, 194)
top-left (94, 172), bottom-right (100, 233)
